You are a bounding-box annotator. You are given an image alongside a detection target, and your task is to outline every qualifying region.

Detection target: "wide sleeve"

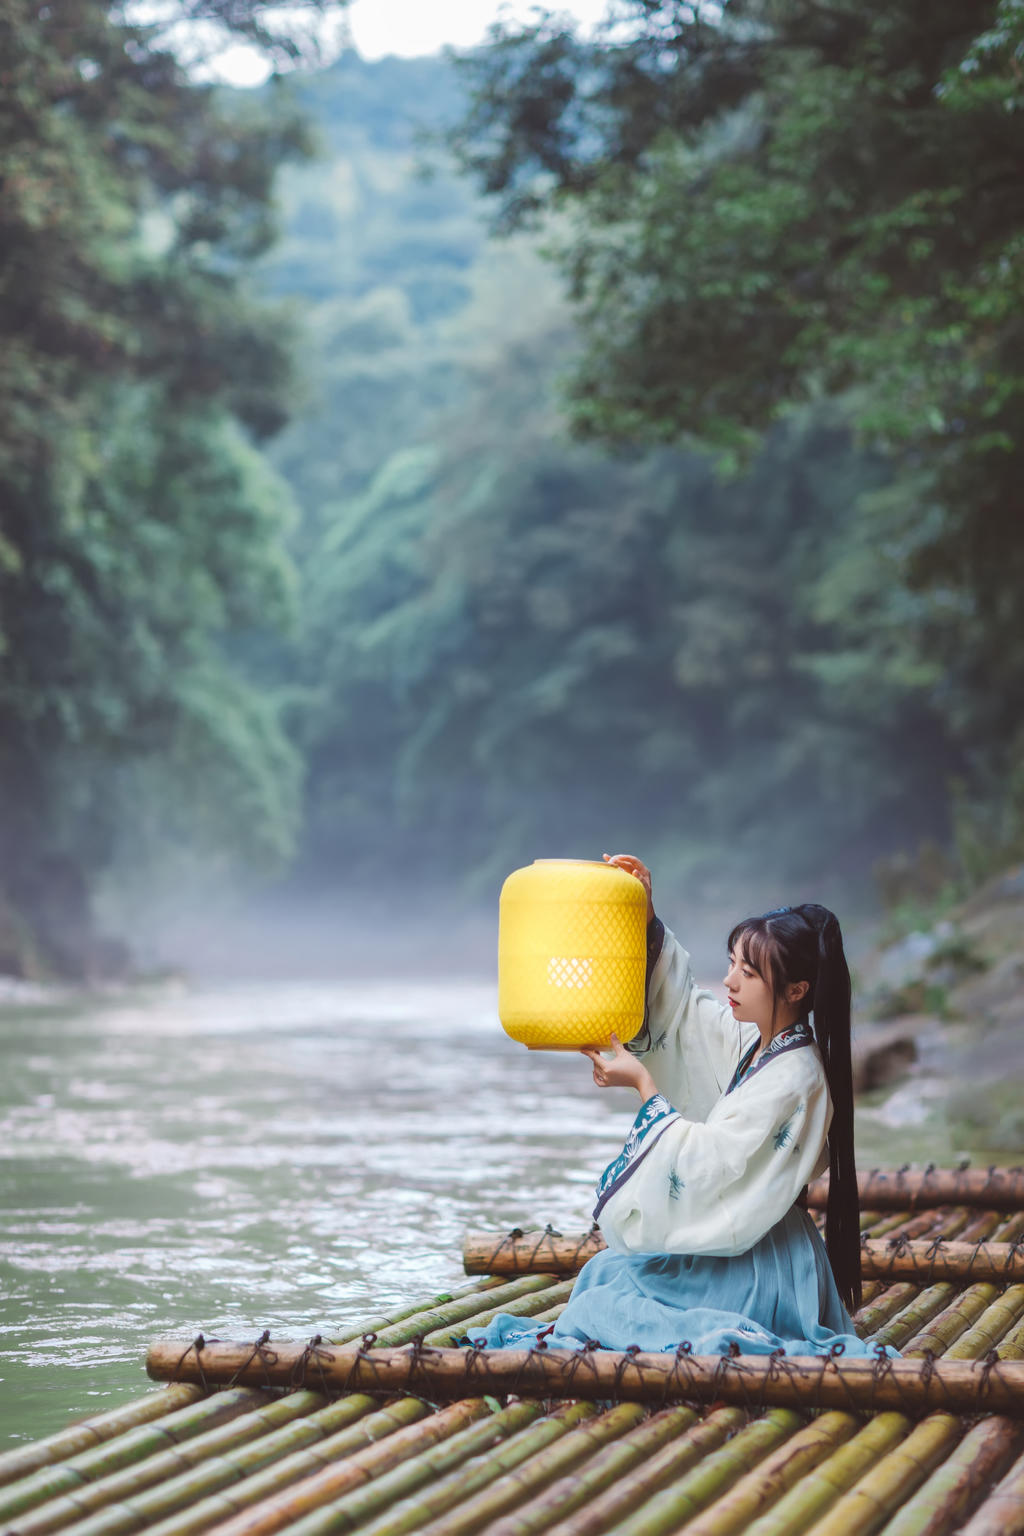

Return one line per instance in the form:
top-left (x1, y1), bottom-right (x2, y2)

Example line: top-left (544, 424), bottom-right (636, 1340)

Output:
top-left (636, 925), bottom-right (755, 1120)
top-left (596, 1049), bottom-right (832, 1258)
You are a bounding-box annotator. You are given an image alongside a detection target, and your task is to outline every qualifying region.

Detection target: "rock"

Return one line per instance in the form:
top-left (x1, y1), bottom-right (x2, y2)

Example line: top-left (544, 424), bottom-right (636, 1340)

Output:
top-left (852, 1023), bottom-right (919, 1092)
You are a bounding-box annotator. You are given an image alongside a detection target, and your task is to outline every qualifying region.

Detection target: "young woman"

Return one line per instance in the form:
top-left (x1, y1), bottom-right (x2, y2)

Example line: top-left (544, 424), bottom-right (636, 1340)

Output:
top-left (471, 853), bottom-right (885, 1357)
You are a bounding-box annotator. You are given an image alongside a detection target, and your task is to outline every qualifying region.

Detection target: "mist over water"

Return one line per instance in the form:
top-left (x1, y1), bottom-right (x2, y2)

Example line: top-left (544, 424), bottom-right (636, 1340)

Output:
top-left (0, 974), bottom-right (952, 1445)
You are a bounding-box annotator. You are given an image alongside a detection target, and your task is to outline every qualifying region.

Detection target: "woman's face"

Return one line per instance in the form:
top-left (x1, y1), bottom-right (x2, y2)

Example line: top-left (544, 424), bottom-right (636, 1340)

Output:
top-left (723, 941), bottom-right (776, 1029)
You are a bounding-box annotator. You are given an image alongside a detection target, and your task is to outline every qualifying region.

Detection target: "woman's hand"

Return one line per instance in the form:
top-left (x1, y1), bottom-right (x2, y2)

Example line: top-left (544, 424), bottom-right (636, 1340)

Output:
top-left (602, 852), bottom-right (654, 924)
top-left (581, 1034), bottom-right (659, 1101)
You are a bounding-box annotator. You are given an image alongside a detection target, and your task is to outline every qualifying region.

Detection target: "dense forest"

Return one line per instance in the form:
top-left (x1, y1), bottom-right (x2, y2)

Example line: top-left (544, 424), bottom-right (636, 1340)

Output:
top-left (1, 1), bottom-right (1022, 978)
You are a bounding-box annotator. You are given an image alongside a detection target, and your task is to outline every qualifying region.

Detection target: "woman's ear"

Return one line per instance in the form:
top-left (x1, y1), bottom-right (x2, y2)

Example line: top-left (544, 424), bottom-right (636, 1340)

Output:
top-left (786, 979), bottom-right (810, 1006)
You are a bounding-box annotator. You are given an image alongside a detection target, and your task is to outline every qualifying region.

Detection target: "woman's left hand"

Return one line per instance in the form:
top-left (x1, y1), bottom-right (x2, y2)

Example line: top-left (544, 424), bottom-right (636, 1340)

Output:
top-left (581, 1034), bottom-right (658, 1100)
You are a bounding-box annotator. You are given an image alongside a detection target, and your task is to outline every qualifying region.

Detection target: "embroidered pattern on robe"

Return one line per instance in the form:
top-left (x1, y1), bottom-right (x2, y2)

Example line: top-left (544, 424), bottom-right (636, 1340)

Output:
top-left (593, 1093), bottom-right (680, 1219)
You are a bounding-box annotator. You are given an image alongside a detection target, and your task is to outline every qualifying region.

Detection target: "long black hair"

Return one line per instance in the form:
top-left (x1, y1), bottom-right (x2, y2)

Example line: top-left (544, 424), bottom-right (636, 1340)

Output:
top-left (727, 904), bottom-right (860, 1312)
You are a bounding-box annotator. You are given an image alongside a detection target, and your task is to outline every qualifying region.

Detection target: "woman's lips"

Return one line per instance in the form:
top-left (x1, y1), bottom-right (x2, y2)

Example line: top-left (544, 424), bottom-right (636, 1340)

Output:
top-left (728, 998), bottom-right (739, 1009)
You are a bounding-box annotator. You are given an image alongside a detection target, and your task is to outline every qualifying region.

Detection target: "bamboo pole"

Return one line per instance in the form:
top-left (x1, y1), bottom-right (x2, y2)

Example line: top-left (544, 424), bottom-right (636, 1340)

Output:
top-left (26, 1394), bottom-right (383, 1536)
top-left (365, 1402), bottom-right (646, 1536)
top-left (524, 1302), bottom-right (570, 1327)
top-left (878, 1416), bottom-right (1024, 1536)
top-left (0, 1388), bottom-right (264, 1525)
top-left (993, 1211), bottom-right (1024, 1243)
top-left (901, 1284), bottom-right (999, 1359)
top-left (353, 1402), bottom-right (620, 1536)
top-left (0, 1392), bottom-right (324, 1536)
top-left (477, 1407), bottom-right (701, 1536)
top-left (145, 1336), bottom-right (1024, 1417)
top-left (465, 1230), bottom-right (606, 1278)
top-left (370, 1275), bottom-right (563, 1347)
top-left (853, 1284), bottom-right (919, 1337)
top-left (958, 1210), bottom-right (1005, 1243)
top-left (0, 1388), bottom-right (204, 1491)
top-left (328, 1276), bottom-right (516, 1345)
top-left (742, 1413), bottom-right (911, 1536)
top-left (122, 1400), bottom-right (431, 1536)
top-left (958, 1443), bottom-right (1024, 1536)
top-left (421, 1281), bottom-right (576, 1346)
top-left (801, 1413), bottom-right (964, 1536)
top-left (946, 1284), bottom-right (1024, 1361)
top-left (868, 1283), bottom-right (957, 1350)
top-left (462, 1233), bottom-right (1024, 1283)
top-left (997, 1309), bottom-right (1024, 1360)
top-left (668, 1412), bottom-right (860, 1536)
top-left (541, 1408), bottom-right (746, 1536)
top-left (206, 1399), bottom-right (543, 1536)
top-left (607, 1409), bottom-right (804, 1536)
top-left (806, 1168), bottom-right (1024, 1211)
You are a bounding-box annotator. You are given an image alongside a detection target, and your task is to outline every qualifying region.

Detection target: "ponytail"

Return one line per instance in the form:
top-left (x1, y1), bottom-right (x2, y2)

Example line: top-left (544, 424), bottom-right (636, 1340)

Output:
top-left (729, 901), bottom-right (861, 1313)
top-left (796, 904), bottom-right (860, 1313)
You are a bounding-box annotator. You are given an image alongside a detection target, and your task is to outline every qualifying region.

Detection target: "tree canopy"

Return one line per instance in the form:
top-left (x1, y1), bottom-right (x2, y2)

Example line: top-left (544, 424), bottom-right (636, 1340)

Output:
top-left (450, 0), bottom-right (1024, 847)
top-left (0, 0), bottom-right (330, 973)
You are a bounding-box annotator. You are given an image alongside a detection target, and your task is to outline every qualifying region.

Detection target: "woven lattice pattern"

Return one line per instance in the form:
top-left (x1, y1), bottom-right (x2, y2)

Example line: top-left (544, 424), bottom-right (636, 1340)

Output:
top-left (499, 860), bottom-right (647, 1048)
top-left (546, 956), bottom-right (593, 988)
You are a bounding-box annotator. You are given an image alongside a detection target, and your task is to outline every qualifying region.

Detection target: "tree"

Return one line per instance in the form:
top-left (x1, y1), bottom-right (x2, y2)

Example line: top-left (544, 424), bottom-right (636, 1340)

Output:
top-left (451, 0), bottom-right (1024, 863)
top-left (0, 0), bottom-right (334, 974)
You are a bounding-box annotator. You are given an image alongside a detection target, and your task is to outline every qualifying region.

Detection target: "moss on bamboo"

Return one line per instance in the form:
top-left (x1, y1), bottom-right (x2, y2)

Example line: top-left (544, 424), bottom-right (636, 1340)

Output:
top-left (868, 1283), bottom-right (958, 1350)
top-left (946, 1284), bottom-right (1024, 1361)
top-left (38, 1394), bottom-right (382, 1536)
top-left (0, 1388), bottom-right (264, 1525)
top-left (370, 1275), bottom-right (561, 1347)
top-left (329, 1277), bottom-right (511, 1345)
top-left (742, 1412), bottom-right (911, 1536)
top-left (540, 1408), bottom-right (746, 1536)
top-left (670, 1412), bottom-right (860, 1536)
top-left (133, 1398), bottom-right (431, 1536)
top-left (804, 1413), bottom-right (964, 1536)
top-left (421, 1280), bottom-right (575, 1346)
top-left (477, 1407), bottom-right (701, 1536)
top-left (879, 1416), bottom-right (1024, 1536)
top-left (854, 1284), bottom-right (919, 1337)
top-left (902, 1283), bottom-right (998, 1359)
top-left (362, 1402), bottom-right (645, 1536)
top-left (0, 1388), bottom-right (204, 1491)
top-left (212, 1400), bottom-right (555, 1536)
top-left (607, 1409), bottom-right (804, 1536)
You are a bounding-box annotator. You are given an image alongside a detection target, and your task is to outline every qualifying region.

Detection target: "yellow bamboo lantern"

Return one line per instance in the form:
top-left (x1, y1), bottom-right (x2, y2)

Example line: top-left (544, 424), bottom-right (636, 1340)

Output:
top-left (498, 859), bottom-right (648, 1049)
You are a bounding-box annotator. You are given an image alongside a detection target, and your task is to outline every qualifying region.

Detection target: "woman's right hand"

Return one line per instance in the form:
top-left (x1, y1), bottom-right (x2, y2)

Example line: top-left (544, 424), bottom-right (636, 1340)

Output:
top-left (602, 853), bottom-right (654, 924)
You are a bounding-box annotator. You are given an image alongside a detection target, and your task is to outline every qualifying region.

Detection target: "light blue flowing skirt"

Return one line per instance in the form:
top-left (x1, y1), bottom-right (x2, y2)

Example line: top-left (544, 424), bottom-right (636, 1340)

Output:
top-left (469, 1206), bottom-right (888, 1357)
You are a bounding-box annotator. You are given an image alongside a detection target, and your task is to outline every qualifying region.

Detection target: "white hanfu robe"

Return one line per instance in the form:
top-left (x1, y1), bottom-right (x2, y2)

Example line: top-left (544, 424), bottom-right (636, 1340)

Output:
top-left (594, 926), bottom-right (830, 1258)
top-left (472, 927), bottom-right (887, 1357)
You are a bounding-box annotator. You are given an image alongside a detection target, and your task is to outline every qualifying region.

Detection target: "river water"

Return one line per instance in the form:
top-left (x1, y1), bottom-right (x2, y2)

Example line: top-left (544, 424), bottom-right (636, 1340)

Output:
top-left (0, 981), bottom-right (950, 1445)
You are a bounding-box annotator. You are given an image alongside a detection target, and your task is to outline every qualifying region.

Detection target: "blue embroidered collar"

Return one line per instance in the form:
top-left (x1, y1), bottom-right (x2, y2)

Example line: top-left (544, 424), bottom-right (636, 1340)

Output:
top-left (726, 1018), bottom-right (814, 1095)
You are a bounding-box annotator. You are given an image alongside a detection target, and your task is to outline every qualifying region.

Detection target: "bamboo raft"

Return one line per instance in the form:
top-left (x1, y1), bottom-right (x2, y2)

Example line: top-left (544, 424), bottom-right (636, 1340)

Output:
top-left (4, 1167), bottom-right (1024, 1536)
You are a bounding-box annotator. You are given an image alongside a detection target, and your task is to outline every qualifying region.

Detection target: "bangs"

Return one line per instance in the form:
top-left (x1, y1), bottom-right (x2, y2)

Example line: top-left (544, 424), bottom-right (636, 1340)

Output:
top-left (727, 918), bottom-right (779, 992)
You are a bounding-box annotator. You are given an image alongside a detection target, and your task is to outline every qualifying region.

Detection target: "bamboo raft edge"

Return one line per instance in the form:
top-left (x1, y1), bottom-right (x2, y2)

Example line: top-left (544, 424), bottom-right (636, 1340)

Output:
top-left (808, 1168), bottom-right (1024, 1211)
top-left (144, 1338), bottom-right (1024, 1419)
top-left (10, 1168), bottom-right (1024, 1536)
top-left (462, 1232), bottom-right (1024, 1282)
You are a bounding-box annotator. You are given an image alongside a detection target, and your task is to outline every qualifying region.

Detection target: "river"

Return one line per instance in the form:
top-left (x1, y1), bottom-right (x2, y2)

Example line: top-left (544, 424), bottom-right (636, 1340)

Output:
top-left (0, 980), bottom-right (952, 1445)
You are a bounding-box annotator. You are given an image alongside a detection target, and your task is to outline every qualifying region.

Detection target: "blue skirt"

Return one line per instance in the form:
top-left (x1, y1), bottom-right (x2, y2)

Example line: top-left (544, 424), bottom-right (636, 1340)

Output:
top-left (469, 1207), bottom-right (886, 1357)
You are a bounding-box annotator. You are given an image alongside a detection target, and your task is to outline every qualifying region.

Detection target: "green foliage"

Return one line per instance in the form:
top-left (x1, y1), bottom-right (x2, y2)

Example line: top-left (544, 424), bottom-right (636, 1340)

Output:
top-left (0, 0), bottom-right (314, 973)
top-left (450, 0), bottom-right (1024, 857)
